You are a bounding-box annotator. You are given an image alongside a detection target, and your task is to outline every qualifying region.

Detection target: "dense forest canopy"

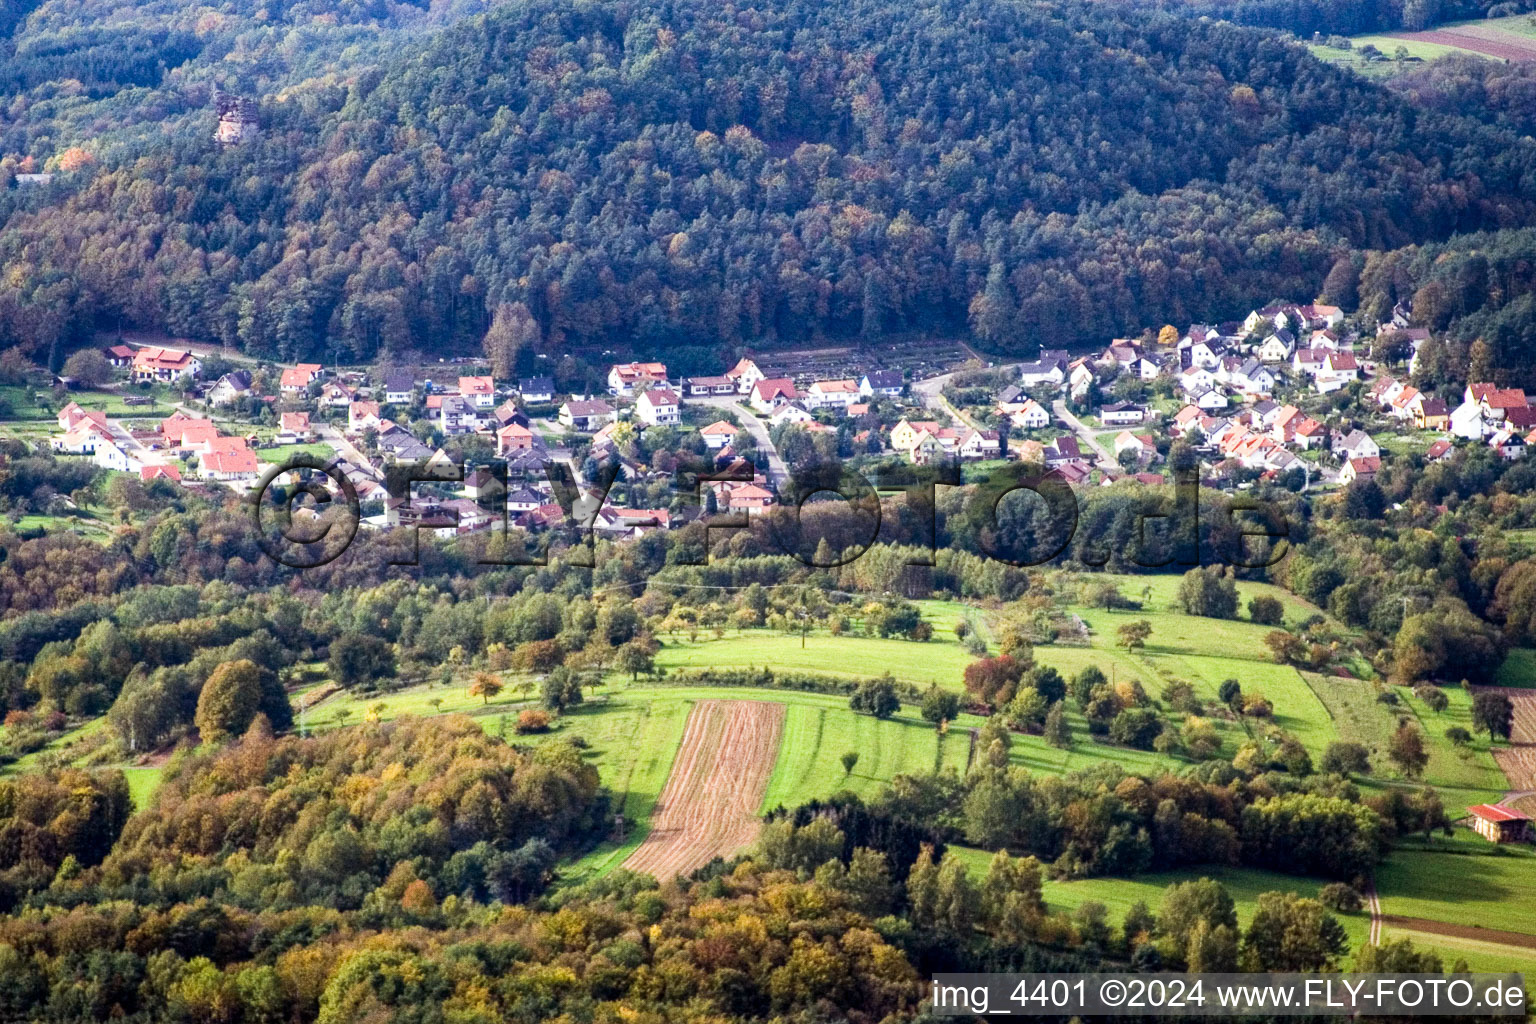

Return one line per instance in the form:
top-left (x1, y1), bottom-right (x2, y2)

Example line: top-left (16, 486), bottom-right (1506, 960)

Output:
top-left (3, 0), bottom-right (1536, 366)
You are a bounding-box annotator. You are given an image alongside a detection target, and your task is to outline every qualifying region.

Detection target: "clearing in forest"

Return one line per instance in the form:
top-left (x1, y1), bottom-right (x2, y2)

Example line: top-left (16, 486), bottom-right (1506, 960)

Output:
top-left (622, 699), bottom-right (786, 879)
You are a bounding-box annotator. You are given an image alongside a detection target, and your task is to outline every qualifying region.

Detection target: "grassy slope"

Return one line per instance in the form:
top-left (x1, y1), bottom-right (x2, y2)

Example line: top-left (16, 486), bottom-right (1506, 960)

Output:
top-left (948, 847), bottom-right (1373, 955)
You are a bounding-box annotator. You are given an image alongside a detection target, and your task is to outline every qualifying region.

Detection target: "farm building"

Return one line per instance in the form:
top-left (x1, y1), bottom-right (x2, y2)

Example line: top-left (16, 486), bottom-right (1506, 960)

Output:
top-left (1467, 804), bottom-right (1532, 844)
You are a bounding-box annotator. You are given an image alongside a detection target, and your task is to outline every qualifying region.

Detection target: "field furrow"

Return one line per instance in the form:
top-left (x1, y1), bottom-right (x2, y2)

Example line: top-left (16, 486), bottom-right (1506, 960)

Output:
top-left (623, 700), bottom-right (786, 879)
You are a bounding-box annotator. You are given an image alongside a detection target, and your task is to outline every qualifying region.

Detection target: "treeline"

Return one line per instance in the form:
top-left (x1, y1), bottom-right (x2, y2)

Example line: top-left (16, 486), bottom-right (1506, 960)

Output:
top-left (6, 0), bottom-right (1536, 361)
top-left (1106, 0), bottom-right (1536, 37)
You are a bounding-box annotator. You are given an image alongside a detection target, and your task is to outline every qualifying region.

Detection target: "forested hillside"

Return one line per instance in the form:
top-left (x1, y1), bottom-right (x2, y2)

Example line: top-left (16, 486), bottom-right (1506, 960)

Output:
top-left (3, 0), bottom-right (1536, 366)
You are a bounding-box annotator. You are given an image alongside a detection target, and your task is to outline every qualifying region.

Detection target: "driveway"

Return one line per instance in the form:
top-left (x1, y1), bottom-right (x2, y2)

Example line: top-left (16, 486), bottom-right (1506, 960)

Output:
top-left (1052, 398), bottom-right (1117, 469)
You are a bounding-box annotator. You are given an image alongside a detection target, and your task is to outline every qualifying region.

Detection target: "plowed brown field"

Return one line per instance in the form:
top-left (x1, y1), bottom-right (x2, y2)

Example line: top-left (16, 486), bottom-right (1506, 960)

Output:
top-left (622, 700), bottom-right (785, 879)
top-left (1472, 686), bottom-right (1536, 790)
top-left (1385, 28), bottom-right (1536, 61)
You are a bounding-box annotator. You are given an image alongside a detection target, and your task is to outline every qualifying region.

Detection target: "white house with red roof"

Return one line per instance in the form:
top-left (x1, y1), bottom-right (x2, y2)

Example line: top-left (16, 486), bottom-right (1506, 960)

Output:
top-left (635, 387), bottom-right (682, 426)
top-left (458, 375), bottom-right (496, 408)
top-left (132, 347), bottom-right (201, 383)
top-left (750, 378), bottom-right (798, 414)
top-left (725, 357), bottom-right (764, 394)
top-left (700, 420), bottom-right (738, 450)
top-left (607, 361), bottom-right (668, 395)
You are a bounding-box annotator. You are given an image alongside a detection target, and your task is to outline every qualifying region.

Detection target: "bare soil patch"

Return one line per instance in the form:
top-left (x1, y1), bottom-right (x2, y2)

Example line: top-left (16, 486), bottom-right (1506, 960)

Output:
top-left (622, 699), bottom-right (785, 879)
top-left (1383, 914), bottom-right (1536, 951)
top-left (1385, 28), bottom-right (1536, 61)
top-left (1473, 687), bottom-right (1536, 790)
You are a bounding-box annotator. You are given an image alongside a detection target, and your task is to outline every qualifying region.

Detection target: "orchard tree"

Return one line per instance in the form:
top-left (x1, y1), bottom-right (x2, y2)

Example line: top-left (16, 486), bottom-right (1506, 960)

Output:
top-left (1387, 722), bottom-right (1429, 778)
top-left (468, 672), bottom-right (504, 705)
top-left (1472, 692), bottom-right (1514, 742)
top-left (1117, 619), bottom-right (1152, 652)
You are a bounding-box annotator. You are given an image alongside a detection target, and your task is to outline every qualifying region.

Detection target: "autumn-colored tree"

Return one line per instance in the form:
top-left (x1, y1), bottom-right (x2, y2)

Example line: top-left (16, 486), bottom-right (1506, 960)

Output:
top-left (195, 660), bottom-right (262, 743)
top-left (468, 672), bottom-right (504, 705)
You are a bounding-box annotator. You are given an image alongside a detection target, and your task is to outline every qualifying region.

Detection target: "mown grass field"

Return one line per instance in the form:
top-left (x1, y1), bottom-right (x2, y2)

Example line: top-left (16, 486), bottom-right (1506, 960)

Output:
top-left (761, 701), bottom-right (971, 810)
top-left (654, 631), bottom-right (973, 688)
top-left (1303, 673), bottom-right (1508, 811)
top-left (947, 848), bottom-right (1373, 953)
top-left (1376, 838), bottom-right (1536, 972)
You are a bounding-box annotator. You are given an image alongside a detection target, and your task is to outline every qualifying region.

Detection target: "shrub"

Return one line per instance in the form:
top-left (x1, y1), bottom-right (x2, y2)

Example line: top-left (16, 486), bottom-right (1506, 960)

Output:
top-left (1318, 882), bottom-right (1362, 913)
top-left (515, 709), bottom-right (552, 733)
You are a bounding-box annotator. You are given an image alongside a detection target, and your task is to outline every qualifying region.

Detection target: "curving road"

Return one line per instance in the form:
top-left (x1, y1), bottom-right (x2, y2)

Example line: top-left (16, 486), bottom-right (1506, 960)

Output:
top-left (690, 395), bottom-right (788, 485)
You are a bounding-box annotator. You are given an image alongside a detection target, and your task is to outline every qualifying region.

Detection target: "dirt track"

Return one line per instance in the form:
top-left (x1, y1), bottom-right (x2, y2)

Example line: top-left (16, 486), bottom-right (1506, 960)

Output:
top-left (622, 700), bottom-right (785, 879)
top-left (1385, 28), bottom-right (1536, 61)
top-left (1384, 915), bottom-right (1536, 951)
top-left (1472, 687), bottom-right (1536, 791)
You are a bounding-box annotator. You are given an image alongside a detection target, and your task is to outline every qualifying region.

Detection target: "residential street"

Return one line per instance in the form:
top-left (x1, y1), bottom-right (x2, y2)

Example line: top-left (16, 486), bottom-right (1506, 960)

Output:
top-left (691, 395), bottom-right (788, 485)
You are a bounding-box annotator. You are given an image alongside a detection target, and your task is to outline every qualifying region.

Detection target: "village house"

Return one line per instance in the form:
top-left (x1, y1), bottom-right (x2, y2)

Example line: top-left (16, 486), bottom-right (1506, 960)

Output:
top-left (1192, 388), bottom-right (1229, 411)
top-left (132, 347), bottom-right (201, 383)
top-left (206, 371), bottom-right (254, 407)
top-left (859, 370), bottom-right (904, 397)
top-left (749, 378), bottom-right (798, 414)
top-left (141, 463), bottom-right (181, 485)
top-left (726, 483), bottom-right (775, 516)
top-left (383, 371), bottom-right (415, 405)
top-left (462, 468), bottom-right (500, 502)
top-left (995, 385), bottom-right (1029, 415)
top-left (198, 447), bottom-right (260, 484)
top-left (349, 401), bottom-right (383, 434)
top-left (1257, 331), bottom-right (1296, 363)
top-left (1332, 429), bottom-right (1380, 461)
top-left (1451, 399), bottom-right (1493, 440)
top-left (1044, 435), bottom-right (1086, 467)
top-left (635, 387), bottom-right (682, 426)
top-left (1179, 366), bottom-right (1217, 393)
top-left (1068, 360), bottom-right (1096, 399)
top-left (700, 420), bottom-right (738, 450)
top-left (607, 361), bottom-right (669, 395)
top-left (319, 382), bottom-right (356, 408)
top-left (1100, 401), bottom-right (1146, 426)
top-left (434, 395), bottom-right (480, 435)
top-left (491, 400), bottom-right (528, 430)
top-left (957, 428), bottom-right (1002, 460)
top-left (1293, 418), bottom-right (1326, 450)
top-left (1491, 429), bottom-right (1527, 460)
top-left (805, 379), bottom-right (860, 411)
top-left (1340, 455), bottom-right (1381, 485)
top-left (277, 412), bottom-right (312, 444)
top-left (559, 398), bottom-right (617, 432)
top-left (720, 357), bottom-right (763, 395)
top-left (101, 344), bottom-right (135, 368)
top-left (593, 507), bottom-right (672, 539)
top-left (280, 363), bottom-right (324, 395)
top-left (682, 375), bottom-right (737, 396)
top-left (505, 487), bottom-right (544, 513)
top-left (768, 403), bottom-right (815, 428)
top-left (1425, 439), bottom-right (1454, 463)
top-left (459, 376), bottom-right (496, 409)
top-left (503, 377), bottom-right (549, 405)
top-left (1467, 384), bottom-right (1530, 423)
top-left (1113, 431), bottom-right (1159, 463)
top-left (1018, 349), bottom-right (1070, 389)
top-left (1009, 398), bottom-right (1050, 430)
